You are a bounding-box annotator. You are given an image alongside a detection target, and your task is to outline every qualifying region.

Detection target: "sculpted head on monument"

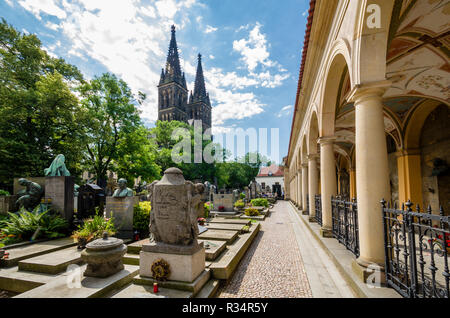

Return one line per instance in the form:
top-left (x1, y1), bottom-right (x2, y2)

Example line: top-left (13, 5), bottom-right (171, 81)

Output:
top-left (112, 178), bottom-right (133, 197)
top-left (147, 168), bottom-right (205, 247)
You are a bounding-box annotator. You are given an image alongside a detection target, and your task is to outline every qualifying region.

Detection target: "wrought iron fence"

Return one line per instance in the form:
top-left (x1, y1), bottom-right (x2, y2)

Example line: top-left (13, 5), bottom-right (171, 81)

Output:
top-left (306, 196), bottom-right (309, 214)
top-left (382, 200), bottom-right (449, 298)
top-left (331, 196), bottom-right (359, 257)
top-left (315, 194), bottom-right (322, 225)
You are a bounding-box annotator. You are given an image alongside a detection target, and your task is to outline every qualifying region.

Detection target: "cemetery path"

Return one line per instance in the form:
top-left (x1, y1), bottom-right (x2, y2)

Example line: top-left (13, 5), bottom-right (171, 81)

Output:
top-left (217, 200), bottom-right (355, 298)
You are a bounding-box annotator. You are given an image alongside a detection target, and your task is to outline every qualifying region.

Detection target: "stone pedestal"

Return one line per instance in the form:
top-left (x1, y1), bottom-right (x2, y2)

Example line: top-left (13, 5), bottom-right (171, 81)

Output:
top-left (105, 196), bottom-right (138, 239)
top-left (140, 242), bottom-right (205, 283)
top-left (212, 193), bottom-right (236, 212)
top-left (0, 195), bottom-right (18, 214)
top-left (45, 176), bottom-right (74, 222)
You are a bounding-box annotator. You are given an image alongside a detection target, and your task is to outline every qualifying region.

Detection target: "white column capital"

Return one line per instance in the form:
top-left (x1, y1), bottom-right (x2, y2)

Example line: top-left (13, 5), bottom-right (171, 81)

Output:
top-left (317, 136), bottom-right (336, 145)
top-left (348, 80), bottom-right (391, 104)
top-left (301, 163), bottom-right (308, 169)
top-left (307, 154), bottom-right (319, 161)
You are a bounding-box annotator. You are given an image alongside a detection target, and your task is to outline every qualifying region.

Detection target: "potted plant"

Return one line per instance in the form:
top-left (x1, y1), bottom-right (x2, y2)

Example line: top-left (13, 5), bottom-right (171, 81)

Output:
top-left (72, 214), bottom-right (116, 249)
top-left (197, 218), bottom-right (206, 226)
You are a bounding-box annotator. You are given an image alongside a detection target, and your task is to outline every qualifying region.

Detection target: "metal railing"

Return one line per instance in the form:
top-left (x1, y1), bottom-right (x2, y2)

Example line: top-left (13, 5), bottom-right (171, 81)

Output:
top-left (315, 194), bottom-right (322, 225)
top-left (382, 200), bottom-right (449, 298)
top-left (331, 196), bottom-right (359, 257)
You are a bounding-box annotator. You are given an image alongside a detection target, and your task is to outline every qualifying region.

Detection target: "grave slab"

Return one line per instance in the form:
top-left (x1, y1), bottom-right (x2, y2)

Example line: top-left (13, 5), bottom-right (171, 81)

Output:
top-left (198, 229), bottom-right (238, 244)
top-left (0, 237), bottom-right (77, 268)
top-left (240, 214), bottom-right (266, 221)
top-left (208, 218), bottom-right (251, 225)
top-left (127, 238), bottom-right (149, 254)
top-left (112, 283), bottom-right (192, 298)
top-left (198, 239), bottom-right (227, 261)
top-left (18, 247), bottom-right (83, 274)
top-left (195, 279), bottom-right (220, 298)
top-left (15, 264), bottom-right (139, 298)
top-left (123, 253), bottom-right (140, 266)
top-left (205, 223), bottom-right (246, 232)
top-left (210, 222), bottom-right (261, 280)
top-left (0, 266), bottom-right (57, 293)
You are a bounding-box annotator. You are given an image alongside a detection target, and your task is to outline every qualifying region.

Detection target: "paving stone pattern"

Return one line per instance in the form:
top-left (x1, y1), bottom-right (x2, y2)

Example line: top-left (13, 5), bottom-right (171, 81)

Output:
top-left (218, 201), bottom-right (313, 298)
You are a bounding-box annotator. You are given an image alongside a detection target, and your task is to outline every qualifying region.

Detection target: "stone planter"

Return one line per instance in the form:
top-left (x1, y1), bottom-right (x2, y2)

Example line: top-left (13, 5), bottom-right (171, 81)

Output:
top-left (81, 233), bottom-right (127, 278)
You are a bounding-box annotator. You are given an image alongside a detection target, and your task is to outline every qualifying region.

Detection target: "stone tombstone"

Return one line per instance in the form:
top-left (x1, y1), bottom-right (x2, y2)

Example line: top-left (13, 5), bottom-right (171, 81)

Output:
top-left (213, 193), bottom-right (236, 212)
top-left (244, 186), bottom-right (250, 203)
top-left (105, 196), bottom-right (138, 239)
top-left (0, 195), bottom-right (18, 215)
top-left (250, 181), bottom-right (258, 199)
top-left (140, 167), bottom-right (206, 283)
top-left (45, 176), bottom-right (74, 222)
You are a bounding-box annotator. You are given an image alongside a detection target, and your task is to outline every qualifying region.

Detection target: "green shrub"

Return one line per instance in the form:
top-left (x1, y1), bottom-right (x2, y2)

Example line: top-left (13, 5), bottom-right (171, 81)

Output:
top-left (72, 214), bottom-right (116, 243)
top-left (239, 193), bottom-right (245, 199)
top-left (0, 209), bottom-right (69, 245)
top-left (244, 208), bottom-right (260, 216)
top-left (0, 215), bottom-right (8, 229)
top-left (234, 200), bottom-right (245, 209)
top-left (0, 190), bottom-right (10, 196)
top-left (251, 198), bottom-right (269, 208)
top-left (133, 201), bottom-right (151, 236)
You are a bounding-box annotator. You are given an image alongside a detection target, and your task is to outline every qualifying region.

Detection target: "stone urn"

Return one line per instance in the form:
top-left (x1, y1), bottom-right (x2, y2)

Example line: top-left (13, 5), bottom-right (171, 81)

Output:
top-left (81, 232), bottom-right (127, 278)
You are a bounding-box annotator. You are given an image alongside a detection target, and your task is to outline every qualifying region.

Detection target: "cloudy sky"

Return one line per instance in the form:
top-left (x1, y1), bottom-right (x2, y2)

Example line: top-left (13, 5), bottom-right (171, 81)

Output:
top-left (1, 0), bottom-right (309, 163)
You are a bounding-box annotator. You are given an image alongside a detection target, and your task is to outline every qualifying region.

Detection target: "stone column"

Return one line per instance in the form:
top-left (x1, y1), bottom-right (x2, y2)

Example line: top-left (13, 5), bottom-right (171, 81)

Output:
top-left (350, 83), bottom-right (391, 282)
top-left (301, 164), bottom-right (308, 215)
top-left (308, 154), bottom-right (319, 222)
top-left (298, 174), bottom-right (301, 206)
top-left (318, 137), bottom-right (337, 237)
top-left (396, 149), bottom-right (423, 207)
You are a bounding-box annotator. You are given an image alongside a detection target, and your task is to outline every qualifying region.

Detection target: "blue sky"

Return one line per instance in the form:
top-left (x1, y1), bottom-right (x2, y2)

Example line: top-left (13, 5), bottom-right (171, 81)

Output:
top-left (1, 0), bottom-right (309, 163)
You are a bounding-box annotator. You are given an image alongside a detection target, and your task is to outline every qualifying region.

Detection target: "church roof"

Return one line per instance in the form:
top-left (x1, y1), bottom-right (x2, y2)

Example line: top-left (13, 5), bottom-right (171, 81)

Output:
top-left (160, 25), bottom-right (186, 88)
top-left (193, 53), bottom-right (207, 102)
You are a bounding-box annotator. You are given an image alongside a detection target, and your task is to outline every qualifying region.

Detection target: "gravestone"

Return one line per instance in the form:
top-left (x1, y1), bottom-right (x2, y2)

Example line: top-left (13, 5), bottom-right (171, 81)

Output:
top-left (140, 168), bottom-right (206, 283)
top-left (105, 196), bottom-right (138, 239)
top-left (212, 193), bottom-right (236, 212)
top-left (45, 176), bottom-right (74, 222)
top-left (0, 195), bottom-right (18, 214)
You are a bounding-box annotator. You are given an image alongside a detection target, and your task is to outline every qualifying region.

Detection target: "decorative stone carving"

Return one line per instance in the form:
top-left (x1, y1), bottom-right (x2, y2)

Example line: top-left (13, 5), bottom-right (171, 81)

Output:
top-left (147, 167), bottom-right (204, 248)
top-left (81, 232), bottom-right (127, 278)
top-left (140, 168), bottom-right (206, 283)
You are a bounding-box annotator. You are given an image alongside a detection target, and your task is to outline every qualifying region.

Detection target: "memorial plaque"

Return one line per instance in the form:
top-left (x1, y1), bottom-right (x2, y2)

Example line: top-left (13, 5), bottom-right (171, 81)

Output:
top-left (105, 196), bottom-right (138, 235)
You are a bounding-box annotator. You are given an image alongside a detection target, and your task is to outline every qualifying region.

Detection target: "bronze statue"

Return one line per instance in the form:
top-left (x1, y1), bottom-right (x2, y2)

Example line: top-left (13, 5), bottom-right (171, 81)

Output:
top-left (44, 154), bottom-right (71, 177)
top-left (16, 178), bottom-right (44, 212)
top-left (112, 178), bottom-right (133, 197)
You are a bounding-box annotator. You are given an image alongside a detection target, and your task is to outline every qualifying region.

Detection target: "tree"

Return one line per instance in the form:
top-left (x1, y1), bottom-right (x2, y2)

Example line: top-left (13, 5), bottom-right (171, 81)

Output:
top-left (78, 72), bottom-right (145, 187)
top-left (0, 18), bottom-right (85, 189)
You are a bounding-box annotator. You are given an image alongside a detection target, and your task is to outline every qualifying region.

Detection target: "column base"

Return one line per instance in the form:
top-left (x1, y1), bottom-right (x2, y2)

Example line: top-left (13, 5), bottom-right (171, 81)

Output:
top-left (351, 258), bottom-right (386, 286)
top-left (302, 210), bottom-right (309, 215)
top-left (308, 216), bottom-right (317, 223)
top-left (319, 227), bottom-right (333, 238)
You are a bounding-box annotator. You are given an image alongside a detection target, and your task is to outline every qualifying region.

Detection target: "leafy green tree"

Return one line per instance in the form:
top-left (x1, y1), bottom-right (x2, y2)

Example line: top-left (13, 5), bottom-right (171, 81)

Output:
top-left (0, 18), bottom-right (85, 189)
top-left (78, 72), bottom-right (147, 187)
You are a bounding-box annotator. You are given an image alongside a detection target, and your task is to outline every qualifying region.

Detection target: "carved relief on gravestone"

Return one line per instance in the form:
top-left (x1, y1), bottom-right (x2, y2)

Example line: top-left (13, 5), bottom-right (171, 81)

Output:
top-left (147, 168), bottom-right (205, 247)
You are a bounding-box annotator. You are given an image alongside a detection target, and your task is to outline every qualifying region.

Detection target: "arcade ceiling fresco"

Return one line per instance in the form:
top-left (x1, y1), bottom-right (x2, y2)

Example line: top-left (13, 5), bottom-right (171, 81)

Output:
top-left (331, 0), bottom-right (449, 161)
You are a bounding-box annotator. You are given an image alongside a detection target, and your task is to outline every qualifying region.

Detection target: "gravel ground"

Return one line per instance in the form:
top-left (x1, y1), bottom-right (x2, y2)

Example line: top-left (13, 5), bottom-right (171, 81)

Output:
top-left (217, 201), bottom-right (313, 298)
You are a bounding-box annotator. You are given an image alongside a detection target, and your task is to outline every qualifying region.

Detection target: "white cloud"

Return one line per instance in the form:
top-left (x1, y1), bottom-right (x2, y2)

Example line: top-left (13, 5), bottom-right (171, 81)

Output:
top-left (204, 25), bottom-right (218, 33)
top-left (233, 22), bottom-right (273, 72)
top-left (277, 105), bottom-right (293, 118)
top-left (18, 0), bottom-right (67, 20)
top-left (5, 0), bottom-right (14, 7)
top-left (302, 9), bottom-right (308, 17)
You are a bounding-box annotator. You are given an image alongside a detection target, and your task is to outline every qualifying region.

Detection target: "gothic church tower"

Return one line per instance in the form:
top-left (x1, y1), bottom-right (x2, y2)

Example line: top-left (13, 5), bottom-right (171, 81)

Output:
top-left (158, 26), bottom-right (212, 131)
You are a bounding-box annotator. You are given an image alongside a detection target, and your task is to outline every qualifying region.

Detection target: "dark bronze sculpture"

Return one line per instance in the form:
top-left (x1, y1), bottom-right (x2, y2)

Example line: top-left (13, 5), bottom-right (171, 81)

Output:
top-left (112, 178), bottom-right (133, 197)
top-left (16, 178), bottom-right (44, 212)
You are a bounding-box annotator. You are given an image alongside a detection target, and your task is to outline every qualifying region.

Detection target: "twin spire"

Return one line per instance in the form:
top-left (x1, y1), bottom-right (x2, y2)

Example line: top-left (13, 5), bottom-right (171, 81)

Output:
top-left (160, 25), bottom-right (208, 104)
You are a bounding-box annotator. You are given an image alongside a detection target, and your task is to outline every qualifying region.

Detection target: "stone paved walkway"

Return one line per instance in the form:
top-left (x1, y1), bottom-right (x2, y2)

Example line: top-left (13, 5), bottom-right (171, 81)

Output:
top-left (218, 201), bottom-right (313, 298)
top-left (217, 200), bottom-right (356, 298)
